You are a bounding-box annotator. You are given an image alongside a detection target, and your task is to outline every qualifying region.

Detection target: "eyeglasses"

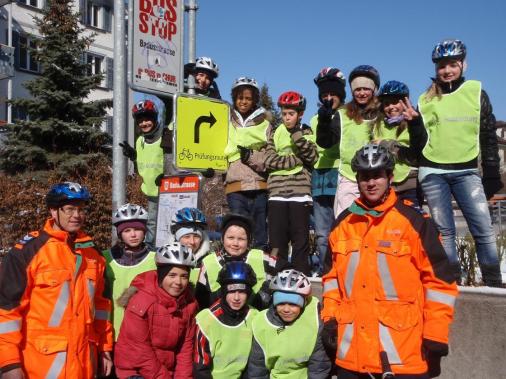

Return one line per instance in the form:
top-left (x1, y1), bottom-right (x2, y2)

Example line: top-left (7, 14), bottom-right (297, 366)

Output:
top-left (59, 206), bottom-right (87, 216)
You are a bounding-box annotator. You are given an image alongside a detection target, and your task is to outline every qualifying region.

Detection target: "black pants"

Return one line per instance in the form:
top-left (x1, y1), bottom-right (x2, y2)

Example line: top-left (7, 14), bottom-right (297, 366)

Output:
top-left (268, 200), bottom-right (312, 275)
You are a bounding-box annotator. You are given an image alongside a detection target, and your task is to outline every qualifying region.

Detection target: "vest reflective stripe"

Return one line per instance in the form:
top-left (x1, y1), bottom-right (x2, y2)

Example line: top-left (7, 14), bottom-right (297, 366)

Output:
top-left (196, 308), bottom-right (258, 377)
top-left (419, 80), bottom-right (481, 164)
top-left (190, 267), bottom-right (200, 285)
top-left (323, 279), bottom-right (339, 295)
top-left (95, 310), bottom-right (110, 321)
top-left (0, 319), bottom-right (21, 334)
top-left (426, 289), bottom-right (456, 308)
top-left (344, 251), bottom-right (360, 297)
top-left (48, 281), bottom-right (70, 327)
top-left (45, 351), bottom-right (67, 379)
top-left (136, 137), bottom-right (164, 197)
top-left (271, 125), bottom-right (303, 176)
top-left (337, 323), bottom-right (354, 360)
top-left (339, 110), bottom-right (373, 180)
top-left (204, 249), bottom-right (265, 294)
top-left (373, 123), bottom-right (411, 183)
top-left (377, 254), bottom-right (399, 300)
top-left (103, 249), bottom-right (157, 338)
top-left (252, 297), bottom-right (319, 378)
top-left (87, 278), bottom-right (96, 318)
top-left (379, 323), bottom-right (402, 365)
top-left (309, 115), bottom-right (340, 169)
top-left (225, 120), bottom-right (269, 163)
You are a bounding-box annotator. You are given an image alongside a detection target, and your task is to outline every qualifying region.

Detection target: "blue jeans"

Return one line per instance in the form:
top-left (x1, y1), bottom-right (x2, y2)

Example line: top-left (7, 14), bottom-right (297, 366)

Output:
top-left (421, 170), bottom-right (500, 269)
top-left (226, 191), bottom-right (268, 250)
top-left (313, 195), bottom-right (335, 274)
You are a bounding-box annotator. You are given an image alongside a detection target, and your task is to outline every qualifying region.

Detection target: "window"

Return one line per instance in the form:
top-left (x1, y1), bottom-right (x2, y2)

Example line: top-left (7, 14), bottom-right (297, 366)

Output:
top-left (83, 0), bottom-right (112, 32)
top-left (17, 0), bottom-right (43, 9)
top-left (19, 35), bottom-right (40, 73)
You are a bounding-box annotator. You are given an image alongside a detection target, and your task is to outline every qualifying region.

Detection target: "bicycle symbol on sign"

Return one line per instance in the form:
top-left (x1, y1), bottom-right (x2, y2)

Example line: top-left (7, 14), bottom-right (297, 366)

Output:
top-left (178, 148), bottom-right (193, 161)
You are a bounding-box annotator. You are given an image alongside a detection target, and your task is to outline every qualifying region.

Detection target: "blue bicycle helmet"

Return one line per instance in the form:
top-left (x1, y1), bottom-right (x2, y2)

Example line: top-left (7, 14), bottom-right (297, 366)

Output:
top-left (349, 65), bottom-right (381, 89)
top-left (432, 39), bottom-right (466, 63)
top-left (378, 80), bottom-right (409, 98)
top-left (170, 207), bottom-right (207, 234)
top-left (46, 182), bottom-right (91, 208)
top-left (217, 261), bottom-right (257, 288)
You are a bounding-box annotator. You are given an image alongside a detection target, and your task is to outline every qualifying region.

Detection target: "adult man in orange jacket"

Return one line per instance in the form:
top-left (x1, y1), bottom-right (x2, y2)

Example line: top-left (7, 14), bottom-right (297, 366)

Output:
top-left (0, 182), bottom-right (113, 379)
top-left (321, 144), bottom-right (458, 378)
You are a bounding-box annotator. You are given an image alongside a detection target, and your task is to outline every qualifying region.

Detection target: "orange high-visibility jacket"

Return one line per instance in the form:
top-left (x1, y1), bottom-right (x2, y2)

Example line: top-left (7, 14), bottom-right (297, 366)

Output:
top-left (321, 191), bottom-right (457, 375)
top-left (0, 219), bottom-right (113, 378)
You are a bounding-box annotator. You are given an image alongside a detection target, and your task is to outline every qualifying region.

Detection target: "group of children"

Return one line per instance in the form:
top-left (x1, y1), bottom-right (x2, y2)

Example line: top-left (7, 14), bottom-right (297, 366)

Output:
top-left (105, 201), bottom-right (330, 378)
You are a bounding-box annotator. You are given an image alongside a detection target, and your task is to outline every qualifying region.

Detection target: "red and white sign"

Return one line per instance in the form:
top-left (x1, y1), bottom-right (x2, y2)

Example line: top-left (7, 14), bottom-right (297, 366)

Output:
top-left (159, 175), bottom-right (200, 193)
top-left (129, 0), bottom-right (183, 96)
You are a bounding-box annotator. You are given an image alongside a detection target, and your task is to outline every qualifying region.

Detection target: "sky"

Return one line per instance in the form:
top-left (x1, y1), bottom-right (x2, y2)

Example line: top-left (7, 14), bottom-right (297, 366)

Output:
top-left (187, 0), bottom-right (506, 123)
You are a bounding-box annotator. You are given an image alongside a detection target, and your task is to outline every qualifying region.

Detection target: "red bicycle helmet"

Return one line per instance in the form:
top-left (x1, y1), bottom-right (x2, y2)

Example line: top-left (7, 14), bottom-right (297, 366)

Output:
top-left (132, 100), bottom-right (158, 119)
top-left (277, 91), bottom-right (306, 111)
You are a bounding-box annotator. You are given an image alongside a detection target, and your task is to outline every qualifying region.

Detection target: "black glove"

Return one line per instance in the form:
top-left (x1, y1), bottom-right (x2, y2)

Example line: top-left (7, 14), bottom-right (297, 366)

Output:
top-left (482, 166), bottom-right (503, 200)
top-left (318, 99), bottom-right (334, 121)
top-left (237, 145), bottom-right (252, 164)
top-left (154, 174), bottom-right (164, 187)
top-left (119, 140), bottom-right (136, 161)
top-left (423, 339), bottom-right (448, 378)
top-left (160, 128), bottom-right (173, 154)
top-left (255, 281), bottom-right (272, 310)
top-left (321, 318), bottom-right (338, 359)
top-left (202, 168), bottom-right (215, 178)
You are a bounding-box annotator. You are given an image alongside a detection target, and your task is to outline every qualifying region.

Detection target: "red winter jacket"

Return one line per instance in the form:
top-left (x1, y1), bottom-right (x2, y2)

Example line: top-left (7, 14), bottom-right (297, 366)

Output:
top-left (114, 270), bottom-right (198, 379)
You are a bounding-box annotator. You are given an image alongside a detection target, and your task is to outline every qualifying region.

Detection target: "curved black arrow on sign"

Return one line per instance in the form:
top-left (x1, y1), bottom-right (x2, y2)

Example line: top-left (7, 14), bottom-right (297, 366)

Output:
top-left (194, 112), bottom-right (217, 143)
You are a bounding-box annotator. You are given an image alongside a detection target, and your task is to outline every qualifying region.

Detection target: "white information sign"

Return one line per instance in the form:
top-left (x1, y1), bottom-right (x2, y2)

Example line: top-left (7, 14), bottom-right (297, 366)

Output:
top-left (128, 0), bottom-right (183, 96)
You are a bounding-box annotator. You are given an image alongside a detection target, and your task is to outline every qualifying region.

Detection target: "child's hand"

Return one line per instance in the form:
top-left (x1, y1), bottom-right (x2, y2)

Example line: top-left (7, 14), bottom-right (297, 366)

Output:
top-left (119, 141), bottom-right (137, 161)
top-left (401, 98), bottom-right (419, 121)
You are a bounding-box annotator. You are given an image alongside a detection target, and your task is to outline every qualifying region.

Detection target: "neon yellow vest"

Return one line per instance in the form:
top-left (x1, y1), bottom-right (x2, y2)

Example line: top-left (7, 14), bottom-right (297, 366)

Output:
top-left (271, 125), bottom-right (304, 176)
top-left (251, 297), bottom-right (320, 379)
top-left (224, 120), bottom-right (270, 163)
top-left (102, 249), bottom-right (157, 339)
top-left (136, 136), bottom-right (164, 197)
top-left (419, 80), bottom-right (481, 164)
top-left (203, 249), bottom-right (265, 294)
top-left (338, 109), bottom-right (373, 180)
top-left (309, 114), bottom-right (340, 169)
top-left (373, 122), bottom-right (411, 183)
top-left (190, 267), bottom-right (200, 286)
top-left (196, 308), bottom-right (258, 378)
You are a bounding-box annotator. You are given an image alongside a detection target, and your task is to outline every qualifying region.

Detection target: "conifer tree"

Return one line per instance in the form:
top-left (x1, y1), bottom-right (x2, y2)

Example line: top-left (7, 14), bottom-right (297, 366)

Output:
top-left (259, 83), bottom-right (281, 127)
top-left (0, 0), bottom-right (111, 175)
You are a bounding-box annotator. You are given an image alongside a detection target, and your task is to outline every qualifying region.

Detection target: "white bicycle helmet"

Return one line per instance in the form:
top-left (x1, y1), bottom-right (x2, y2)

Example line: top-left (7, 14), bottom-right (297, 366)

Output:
top-left (232, 77), bottom-right (259, 91)
top-left (195, 56), bottom-right (219, 78)
top-left (112, 203), bottom-right (148, 226)
top-left (156, 242), bottom-right (196, 268)
top-left (270, 269), bottom-right (312, 296)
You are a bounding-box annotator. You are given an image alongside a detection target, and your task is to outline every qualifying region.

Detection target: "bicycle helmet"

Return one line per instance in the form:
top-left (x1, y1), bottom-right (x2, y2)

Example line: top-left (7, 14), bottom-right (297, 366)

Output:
top-left (314, 67), bottom-right (346, 85)
top-left (195, 56), bottom-right (219, 78)
top-left (349, 65), bottom-right (381, 89)
top-left (378, 80), bottom-right (409, 98)
top-left (112, 203), bottom-right (148, 226)
top-left (351, 143), bottom-right (395, 173)
top-left (156, 242), bottom-right (196, 267)
top-left (277, 91), bottom-right (306, 111)
top-left (46, 182), bottom-right (91, 207)
top-left (132, 99), bottom-right (158, 120)
top-left (170, 207), bottom-right (207, 234)
top-left (217, 261), bottom-right (257, 288)
top-left (432, 39), bottom-right (466, 63)
top-left (314, 67), bottom-right (347, 102)
top-left (232, 77), bottom-right (259, 91)
top-left (270, 269), bottom-right (311, 296)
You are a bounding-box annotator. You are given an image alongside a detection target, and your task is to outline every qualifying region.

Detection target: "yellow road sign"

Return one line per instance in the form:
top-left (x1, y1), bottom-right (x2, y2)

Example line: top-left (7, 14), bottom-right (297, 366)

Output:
top-left (174, 94), bottom-right (230, 171)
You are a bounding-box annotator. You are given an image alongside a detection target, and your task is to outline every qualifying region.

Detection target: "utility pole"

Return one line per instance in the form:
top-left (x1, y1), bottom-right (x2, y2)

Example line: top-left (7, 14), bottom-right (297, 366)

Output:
top-left (185, 0), bottom-right (198, 95)
top-left (112, 0), bottom-right (127, 215)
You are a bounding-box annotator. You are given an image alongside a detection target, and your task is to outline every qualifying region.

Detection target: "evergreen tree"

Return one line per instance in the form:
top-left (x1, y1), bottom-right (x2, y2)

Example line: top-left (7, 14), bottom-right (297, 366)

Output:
top-left (0, 0), bottom-right (112, 175)
top-left (259, 83), bottom-right (281, 127)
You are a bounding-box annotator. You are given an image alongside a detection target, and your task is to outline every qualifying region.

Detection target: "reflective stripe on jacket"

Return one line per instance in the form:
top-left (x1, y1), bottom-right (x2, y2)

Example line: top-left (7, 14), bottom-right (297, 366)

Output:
top-left (321, 191), bottom-right (457, 375)
top-left (0, 219), bottom-right (113, 378)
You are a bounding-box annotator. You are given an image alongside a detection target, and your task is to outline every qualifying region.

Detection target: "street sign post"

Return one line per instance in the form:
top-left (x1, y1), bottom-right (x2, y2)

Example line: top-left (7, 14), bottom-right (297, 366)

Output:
top-left (155, 174), bottom-right (201, 247)
top-left (174, 93), bottom-right (230, 171)
top-left (128, 0), bottom-right (183, 96)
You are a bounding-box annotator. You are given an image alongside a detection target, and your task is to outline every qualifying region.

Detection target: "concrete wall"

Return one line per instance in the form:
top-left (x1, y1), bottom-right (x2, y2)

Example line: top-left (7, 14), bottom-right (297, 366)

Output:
top-left (309, 279), bottom-right (506, 379)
